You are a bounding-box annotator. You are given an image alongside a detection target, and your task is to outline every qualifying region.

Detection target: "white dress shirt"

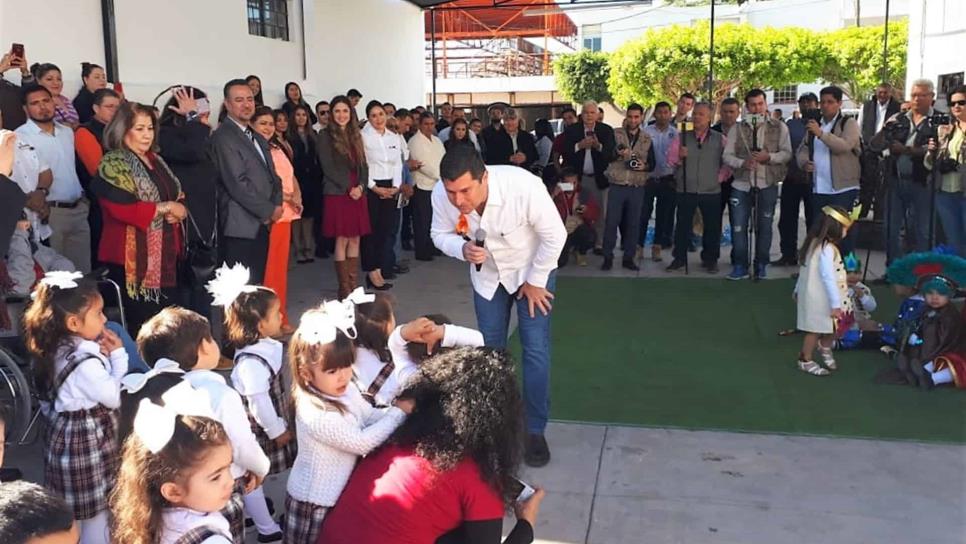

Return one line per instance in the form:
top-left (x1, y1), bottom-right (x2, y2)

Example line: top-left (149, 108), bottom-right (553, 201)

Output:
top-left (230, 338), bottom-right (288, 440)
top-left (407, 131), bottom-right (446, 191)
top-left (160, 508), bottom-right (232, 544)
top-left (185, 369), bottom-right (271, 480)
top-left (361, 123), bottom-right (407, 188)
top-left (431, 165), bottom-right (567, 300)
top-left (11, 139), bottom-right (52, 241)
top-left (15, 119), bottom-right (82, 203)
top-left (52, 338), bottom-right (128, 413)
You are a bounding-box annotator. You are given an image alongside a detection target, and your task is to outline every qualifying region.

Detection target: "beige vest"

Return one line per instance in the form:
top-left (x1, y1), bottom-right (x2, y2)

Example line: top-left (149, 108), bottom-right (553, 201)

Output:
top-left (734, 119), bottom-right (787, 186)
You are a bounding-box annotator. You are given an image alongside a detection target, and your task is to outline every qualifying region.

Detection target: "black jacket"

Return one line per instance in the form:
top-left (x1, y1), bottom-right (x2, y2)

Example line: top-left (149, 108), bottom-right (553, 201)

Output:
top-left (861, 97), bottom-right (901, 143)
top-left (160, 120), bottom-right (218, 242)
top-left (869, 109), bottom-right (942, 186)
top-left (562, 122), bottom-right (616, 189)
top-left (290, 131), bottom-right (323, 218)
top-left (482, 128), bottom-right (538, 170)
top-left (73, 88), bottom-right (96, 125)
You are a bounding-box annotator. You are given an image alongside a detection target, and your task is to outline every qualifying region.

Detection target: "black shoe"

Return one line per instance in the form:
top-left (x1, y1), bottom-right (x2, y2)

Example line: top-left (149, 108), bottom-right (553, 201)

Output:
top-left (257, 531), bottom-right (283, 543)
top-left (245, 518), bottom-right (254, 528)
top-left (705, 262), bottom-right (719, 274)
top-left (770, 256), bottom-right (797, 267)
top-left (622, 259), bottom-right (640, 271)
top-left (524, 434), bottom-right (551, 467)
top-left (601, 257), bottom-right (613, 271)
top-left (433, 248), bottom-right (443, 257)
top-left (393, 264), bottom-right (410, 274)
top-left (401, 240), bottom-right (414, 251)
top-left (592, 247), bottom-right (603, 256)
top-left (666, 259), bottom-right (687, 271)
top-left (365, 276), bottom-right (393, 290)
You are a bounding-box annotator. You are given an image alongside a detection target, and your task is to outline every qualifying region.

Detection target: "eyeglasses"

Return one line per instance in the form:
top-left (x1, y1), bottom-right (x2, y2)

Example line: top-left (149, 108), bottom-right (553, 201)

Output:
top-left (319, 110), bottom-right (330, 115)
top-left (950, 100), bottom-right (966, 107)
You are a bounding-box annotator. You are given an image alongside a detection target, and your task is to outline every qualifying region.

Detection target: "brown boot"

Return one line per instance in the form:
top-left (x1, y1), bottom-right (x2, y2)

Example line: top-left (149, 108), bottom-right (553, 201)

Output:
top-left (345, 256), bottom-right (360, 297)
top-left (334, 260), bottom-right (350, 299)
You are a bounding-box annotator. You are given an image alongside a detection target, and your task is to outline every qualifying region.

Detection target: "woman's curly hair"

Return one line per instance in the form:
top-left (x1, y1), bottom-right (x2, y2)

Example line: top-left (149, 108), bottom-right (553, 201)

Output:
top-left (391, 347), bottom-right (524, 506)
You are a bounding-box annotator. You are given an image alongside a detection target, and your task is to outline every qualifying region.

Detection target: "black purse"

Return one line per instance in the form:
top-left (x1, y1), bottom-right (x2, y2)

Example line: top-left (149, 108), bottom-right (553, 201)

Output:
top-left (183, 209), bottom-right (218, 286)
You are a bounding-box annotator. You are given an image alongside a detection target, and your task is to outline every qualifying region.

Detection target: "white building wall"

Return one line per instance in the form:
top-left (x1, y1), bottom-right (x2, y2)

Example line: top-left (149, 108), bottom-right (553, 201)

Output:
top-left (906, 0), bottom-right (965, 108)
top-left (0, 0), bottom-right (425, 119)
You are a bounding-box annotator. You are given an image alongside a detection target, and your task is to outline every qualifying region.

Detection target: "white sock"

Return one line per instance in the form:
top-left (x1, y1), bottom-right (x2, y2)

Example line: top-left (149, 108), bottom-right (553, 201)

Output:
top-left (931, 369), bottom-right (953, 385)
top-left (79, 511), bottom-right (110, 544)
top-left (244, 485), bottom-right (281, 535)
top-left (924, 361), bottom-right (935, 372)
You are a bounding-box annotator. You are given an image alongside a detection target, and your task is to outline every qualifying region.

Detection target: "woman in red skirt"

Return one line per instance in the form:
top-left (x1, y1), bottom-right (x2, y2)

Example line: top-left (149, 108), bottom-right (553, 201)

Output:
top-left (316, 95), bottom-right (370, 298)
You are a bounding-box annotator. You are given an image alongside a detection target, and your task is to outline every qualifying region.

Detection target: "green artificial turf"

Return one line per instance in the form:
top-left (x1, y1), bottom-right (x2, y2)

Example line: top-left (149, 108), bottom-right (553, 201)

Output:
top-left (511, 277), bottom-right (966, 443)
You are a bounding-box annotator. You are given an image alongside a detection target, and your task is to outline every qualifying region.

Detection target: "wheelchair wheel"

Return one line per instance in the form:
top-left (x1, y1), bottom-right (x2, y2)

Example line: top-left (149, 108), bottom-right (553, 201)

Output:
top-left (0, 348), bottom-right (32, 442)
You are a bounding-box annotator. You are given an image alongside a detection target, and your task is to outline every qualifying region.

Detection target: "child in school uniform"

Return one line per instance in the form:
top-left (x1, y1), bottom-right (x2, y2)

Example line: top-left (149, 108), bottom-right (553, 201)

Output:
top-left (111, 386), bottom-right (236, 544)
top-left (137, 307), bottom-right (270, 544)
top-left (794, 206), bottom-right (854, 376)
top-left (283, 302), bottom-right (413, 544)
top-left (23, 271), bottom-right (128, 543)
top-left (208, 263), bottom-right (294, 541)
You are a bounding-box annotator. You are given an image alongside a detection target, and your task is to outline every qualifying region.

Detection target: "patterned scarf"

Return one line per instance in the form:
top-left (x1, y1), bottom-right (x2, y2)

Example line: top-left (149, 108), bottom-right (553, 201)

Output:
top-left (97, 149), bottom-right (182, 302)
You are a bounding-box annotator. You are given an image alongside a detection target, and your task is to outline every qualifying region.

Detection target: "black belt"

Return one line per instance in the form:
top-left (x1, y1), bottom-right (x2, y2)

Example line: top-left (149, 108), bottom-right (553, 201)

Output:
top-left (49, 200), bottom-right (81, 209)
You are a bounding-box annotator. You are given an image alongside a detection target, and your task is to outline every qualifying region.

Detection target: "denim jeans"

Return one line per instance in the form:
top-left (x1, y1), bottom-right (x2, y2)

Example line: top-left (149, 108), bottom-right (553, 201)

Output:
top-left (729, 185), bottom-right (778, 268)
top-left (935, 191), bottom-right (966, 256)
top-left (473, 271), bottom-right (556, 434)
top-left (640, 176), bottom-right (676, 248)
top-left (886, 176), bottom-right (932, 263)
top-left (603, 184), bottom-right (645, 259)
top-left (809, 189), bottom-right (859, 255)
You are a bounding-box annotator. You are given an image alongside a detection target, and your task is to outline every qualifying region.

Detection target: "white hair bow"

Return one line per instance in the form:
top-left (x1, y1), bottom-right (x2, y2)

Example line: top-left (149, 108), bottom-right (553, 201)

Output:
top-left (132, 381), bottom-right (214, 454)
top-left (206, 263), bottom-right (259, 307)
top-left (298, 290), bottom-right (374, 346)
top-left (38, 270), bottom-right (84, 290)
top-left (120, 359), bottom-right (185, 394)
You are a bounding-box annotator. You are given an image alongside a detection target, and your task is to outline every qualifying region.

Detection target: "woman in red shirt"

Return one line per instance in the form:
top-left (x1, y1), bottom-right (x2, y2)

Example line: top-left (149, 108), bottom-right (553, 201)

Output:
top-left (90, 102), bottom-right (187, 335)
top-left (320, 347), bottom-right (546, 544)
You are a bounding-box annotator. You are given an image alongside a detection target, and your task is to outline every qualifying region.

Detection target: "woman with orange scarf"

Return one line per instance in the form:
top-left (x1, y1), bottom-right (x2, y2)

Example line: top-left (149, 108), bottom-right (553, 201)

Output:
top-left (252, 106), bottom-right (302, 333)
top-left (90, 102), bottom-right (187, 335)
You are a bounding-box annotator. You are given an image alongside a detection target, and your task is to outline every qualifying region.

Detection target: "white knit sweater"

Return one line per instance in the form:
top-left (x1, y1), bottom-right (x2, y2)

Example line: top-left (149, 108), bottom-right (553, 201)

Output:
top-left (286, 385), bottom-right (406, 506)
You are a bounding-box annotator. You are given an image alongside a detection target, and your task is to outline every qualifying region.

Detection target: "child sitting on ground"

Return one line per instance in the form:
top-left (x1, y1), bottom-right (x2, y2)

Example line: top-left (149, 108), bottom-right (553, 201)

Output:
top-left (208, 263), bottom-right (294, 542)
top-left (284, 302), bottom-right (413, 543)
top-left (836, 252), bottom-right (891, 350)
top-left (23, 271), bottom-right (128, 543)
top-left (553, 167), bottom-right (599, 268)
top-left (0, 481), bottom-right (77, 543)
top-left (793, 206), bottom-right (854, 376)
top-left (111, 391), bottom-right (235, 544)
top-left (137, 307), bottom-right (270, 544)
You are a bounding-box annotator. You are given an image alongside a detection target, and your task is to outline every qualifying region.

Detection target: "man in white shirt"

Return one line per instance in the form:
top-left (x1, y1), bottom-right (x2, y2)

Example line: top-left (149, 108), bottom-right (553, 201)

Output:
top-left (15, 85), bottom-right (90, 272)
top-left (408, 111), bottom-right (446, 261)
top-left (431, 146), bottom-right (566, 467)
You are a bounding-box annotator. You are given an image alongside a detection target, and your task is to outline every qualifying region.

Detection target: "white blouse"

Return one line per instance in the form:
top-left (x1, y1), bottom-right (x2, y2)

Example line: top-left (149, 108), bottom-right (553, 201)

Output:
top-left (362, 123), bottom-right (407, 188)
top-left (160, 508), bottom-right (232, 544)
top-left (52, 338), bottom-right (127, 413)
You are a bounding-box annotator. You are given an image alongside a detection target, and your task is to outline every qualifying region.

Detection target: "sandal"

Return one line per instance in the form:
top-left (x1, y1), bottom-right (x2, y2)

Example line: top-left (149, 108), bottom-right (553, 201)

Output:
top-left (818, 345), bottom-right (837, 370)
top-left (798, 359), bottom-right (830, 376)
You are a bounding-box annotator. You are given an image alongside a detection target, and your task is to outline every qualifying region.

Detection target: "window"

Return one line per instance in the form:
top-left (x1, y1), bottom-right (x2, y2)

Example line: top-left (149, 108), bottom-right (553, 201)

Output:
top-left (248, 0), bottom-right (289, 41)
top-left (772, 85), bottom-right (798, 104)
top-left (582, 24), bottom-right (602, 52)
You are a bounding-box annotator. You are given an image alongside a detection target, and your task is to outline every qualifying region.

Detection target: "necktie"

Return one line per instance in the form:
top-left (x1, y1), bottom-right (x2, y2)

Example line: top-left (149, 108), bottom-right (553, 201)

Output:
top-left (245, 127), bottom-right (266, 164)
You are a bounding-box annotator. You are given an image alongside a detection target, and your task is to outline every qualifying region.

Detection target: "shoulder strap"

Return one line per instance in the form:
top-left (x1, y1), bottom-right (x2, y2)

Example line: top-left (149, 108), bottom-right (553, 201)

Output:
top-left (234, 352), bottom-right (275, 377)
top-left (173, 527), bottom-right (219, 544)
top-left (54, 351), bottom-right (104, 393)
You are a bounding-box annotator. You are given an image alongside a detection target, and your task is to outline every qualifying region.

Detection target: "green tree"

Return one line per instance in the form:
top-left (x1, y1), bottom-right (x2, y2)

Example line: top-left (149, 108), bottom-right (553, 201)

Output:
top-left (607, 22), bottom-right (830, 108)
top-left (553, 49), bottom-right (611, 104)
top-left (821, 20), bottom-right (907, 101)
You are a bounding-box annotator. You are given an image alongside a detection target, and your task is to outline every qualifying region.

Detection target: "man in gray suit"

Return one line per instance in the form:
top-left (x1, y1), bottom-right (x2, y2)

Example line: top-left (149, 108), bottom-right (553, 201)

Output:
top-left (209, 79), bottom-right (282, 283)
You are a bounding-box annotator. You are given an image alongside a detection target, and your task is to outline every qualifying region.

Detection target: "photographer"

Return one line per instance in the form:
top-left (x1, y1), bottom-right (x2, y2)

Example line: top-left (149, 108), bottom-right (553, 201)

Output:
top-left (869, 79), bottom-right (942, 262)
top-left (562, 100), bottom-right (616, 254)
top-left (925, 85), bottom-right (966, 256)
top-left (796, 85), bottom-right (862, 254)
top-left (773, 93), bottom-right (818, 266)
top-left (601, 103), bottom-right (654, 271)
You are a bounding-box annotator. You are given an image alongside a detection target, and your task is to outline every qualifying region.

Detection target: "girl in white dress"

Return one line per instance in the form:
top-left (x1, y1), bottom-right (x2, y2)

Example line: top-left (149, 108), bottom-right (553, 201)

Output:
top-left (794, 206), bottom-right (854, 376)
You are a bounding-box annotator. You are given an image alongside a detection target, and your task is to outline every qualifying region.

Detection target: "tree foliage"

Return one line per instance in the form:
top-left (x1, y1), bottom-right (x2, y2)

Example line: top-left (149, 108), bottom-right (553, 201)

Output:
top-left (821, 20), bottom-right (908, 102)
top-left (552, 49), bottom-right (611, 104)
top-left (607, 22), bottom-right (829, 107)
top-left (554, 21), bottom-right (907, 108)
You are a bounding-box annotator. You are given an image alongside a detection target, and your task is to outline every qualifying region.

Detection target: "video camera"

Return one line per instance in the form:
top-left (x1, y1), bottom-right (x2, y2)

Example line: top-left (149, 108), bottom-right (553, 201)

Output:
top-left (801, 109), bottom-right (823, 124)
top-left (928, 112), bottom-right (952, 127)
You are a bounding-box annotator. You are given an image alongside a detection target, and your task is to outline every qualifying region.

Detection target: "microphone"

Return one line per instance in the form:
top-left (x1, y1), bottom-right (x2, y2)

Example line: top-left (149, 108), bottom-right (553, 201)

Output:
top-left (474, 228), bottom-right (487, 272)
top-left (748, 114), bottom-right (762, 151)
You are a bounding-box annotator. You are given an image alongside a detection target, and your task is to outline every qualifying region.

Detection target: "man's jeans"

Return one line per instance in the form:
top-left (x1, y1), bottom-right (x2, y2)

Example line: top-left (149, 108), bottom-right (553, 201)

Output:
top-left (936, 191), bottom-right (966, 256)
top-left (887, 176), bottom-right (932, 263)
top-left (810, 188), bottom-right (859, 255)
top-left (640, 177), bottom-right (676, 248)
top-left (473, 272), bottom-right (556, 434)
top-left (603, 184), bottom-right (645, 259)
top-left (729, 185), bottom-right (778, 268)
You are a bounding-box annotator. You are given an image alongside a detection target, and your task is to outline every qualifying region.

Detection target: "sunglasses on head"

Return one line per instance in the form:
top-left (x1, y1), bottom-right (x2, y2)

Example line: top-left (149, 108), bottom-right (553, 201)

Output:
top-left (950, 99), bottom-right (966, 107)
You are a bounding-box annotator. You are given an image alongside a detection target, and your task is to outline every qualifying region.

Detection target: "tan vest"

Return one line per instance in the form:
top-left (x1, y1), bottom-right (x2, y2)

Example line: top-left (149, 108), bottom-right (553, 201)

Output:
top-left (734, 119), bottom-right (787, 186)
